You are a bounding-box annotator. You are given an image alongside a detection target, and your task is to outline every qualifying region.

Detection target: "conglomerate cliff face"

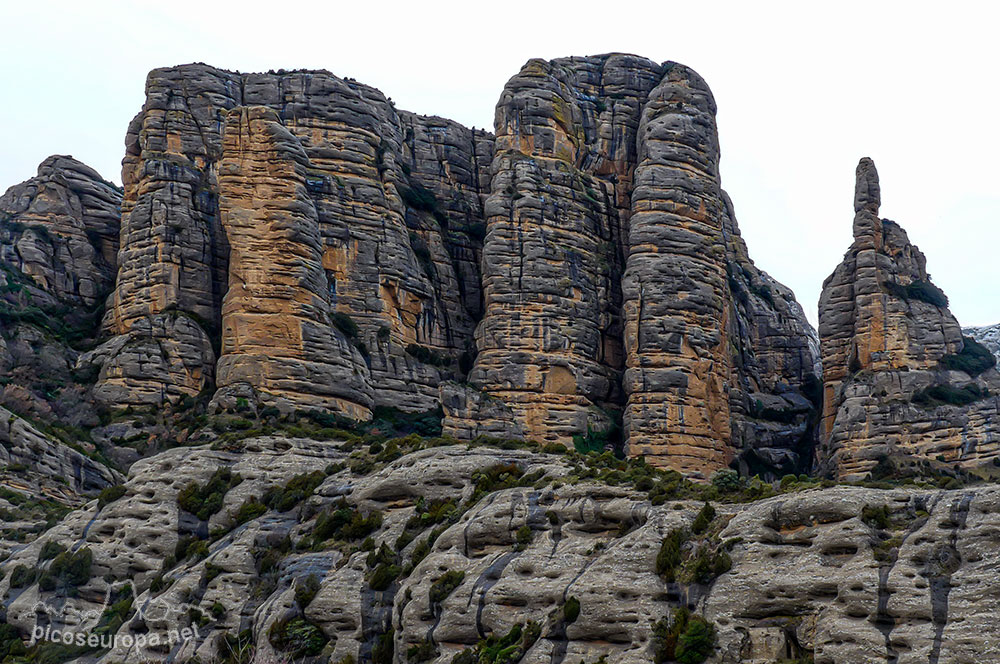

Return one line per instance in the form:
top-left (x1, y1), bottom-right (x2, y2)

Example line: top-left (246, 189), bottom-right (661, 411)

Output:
top-left (818, 159), bottom-right (1000, 479)
top-left (214, 106), bottom-right (374, 418)
top-left (445, 55), bottom-right (820, 478)
top-left (0, 155), bottom-right (121, 308)
top-left (92, 63), bottom-right (490, 414)
top-left (1, 55), bottom-right (817, 478)
top-left (2, 439), bottom-right (999, 664)
top-left (455, 54), bottom-right (658, 445)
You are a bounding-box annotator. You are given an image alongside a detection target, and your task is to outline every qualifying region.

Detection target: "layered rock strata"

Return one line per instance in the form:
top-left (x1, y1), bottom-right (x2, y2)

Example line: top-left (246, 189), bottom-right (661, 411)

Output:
top-left (0, 405), bottom-right (120, 557)
top-left (620, 63), bottom-right (733, 476)
top-left (0, 155), bottom-right (121, 307)
top-left (0, 157), bottom-right (122, 427)
top-left (720, 194), bottom-right (822, 477)
top-left (215, 106), bottom-right (373, 418)
top-left (2, 440), bottom-right (999, 663)
top-left (462, 54), bottom-right (662, 444)
top-left (0, 57), bottom-right (821, 474)
top-left (448, 56), bottom-right (820, 477)
top-left (93, 64), bottom-right (491, 413)
top-left (819, 158), bottom-right (1000, 479)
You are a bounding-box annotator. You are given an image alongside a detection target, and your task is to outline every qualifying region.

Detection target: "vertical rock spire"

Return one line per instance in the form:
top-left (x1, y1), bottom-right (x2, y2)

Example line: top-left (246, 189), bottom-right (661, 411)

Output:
top-left (214, 107), bottom-right (374, 418)
top-left (818, 158), bottom-right (997, 479)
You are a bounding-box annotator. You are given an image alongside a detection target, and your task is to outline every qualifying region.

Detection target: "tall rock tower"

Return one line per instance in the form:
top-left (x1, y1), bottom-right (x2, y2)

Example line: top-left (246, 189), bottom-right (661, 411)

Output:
top-left (819, 158), bottom-right (999, 479)
top-left (445, 55), bottom-right (820, 479)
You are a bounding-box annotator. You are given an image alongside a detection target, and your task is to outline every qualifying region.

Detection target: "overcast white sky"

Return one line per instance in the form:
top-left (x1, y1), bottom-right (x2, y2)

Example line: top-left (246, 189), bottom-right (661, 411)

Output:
top-left (2, 1), bottom-right (997, 327)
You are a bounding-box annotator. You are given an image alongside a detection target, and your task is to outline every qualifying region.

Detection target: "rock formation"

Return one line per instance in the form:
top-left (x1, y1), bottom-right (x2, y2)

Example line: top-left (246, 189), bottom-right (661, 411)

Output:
top-left (620, 63), bottom-right (733, 476)
top-left (818, 158), bottom-right (1000, 479)
top-left (92, 64), bottom-right (489, 416)
top-left (0, 155), bottom-right (121, 308)
top-left (0, 157), bottom-right (122, 430)
top-left (461, 55), bottom-right (658, 445)
top-left (446, 56), bottom-right (820, 478)
top-left (214, 106), bottom-right (373, 417)
top-left (0, 405), bottom-right (120, 558)
top-left (2, 438), bottom-right (999, 664)
top-left (0, 56), bottom-right (824, 477)
top-left (5, 52), bottom-right (1000, 664)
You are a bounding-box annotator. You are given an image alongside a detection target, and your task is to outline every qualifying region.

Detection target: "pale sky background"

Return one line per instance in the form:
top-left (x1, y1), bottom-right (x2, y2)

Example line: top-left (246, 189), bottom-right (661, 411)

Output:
top-left (2, 1), bottom-right (997, 327)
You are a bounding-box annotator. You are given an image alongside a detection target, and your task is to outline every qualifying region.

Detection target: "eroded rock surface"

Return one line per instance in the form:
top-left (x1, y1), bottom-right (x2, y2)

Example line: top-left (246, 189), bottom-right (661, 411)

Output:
top-left (2, 442), bottom-right (998, 664)
top-left (0, 155), bottom-right (121, 307)
top-left (0, 405), bottom-right (119, 558)
top-left (93, 64), bottom-right (491, 415)
top-left (214, 106), bottom-right (373, 418)
top-left (448, 56), bottom-right (820, 477)
top-left (818, 159), bottom-right (1000, 479)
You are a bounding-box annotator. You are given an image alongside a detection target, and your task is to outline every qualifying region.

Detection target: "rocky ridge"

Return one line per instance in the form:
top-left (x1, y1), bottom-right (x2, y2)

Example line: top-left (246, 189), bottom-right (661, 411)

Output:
top-left (818, 158), bottom-right (1000, 479)
top-left (94, 63), bottom-right (490, 414)
top-left (0, 55), bottom-right (822, 479)
top-left (0, 52), bottom-right (999, 664)
top-left (1, 438), bottom-right (998, 664)
top-left (446, 55), bottom-right (821, 478)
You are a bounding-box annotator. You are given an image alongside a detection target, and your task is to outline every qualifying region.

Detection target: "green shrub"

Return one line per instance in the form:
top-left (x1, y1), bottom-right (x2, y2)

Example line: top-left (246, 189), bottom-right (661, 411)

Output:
top-left (675, 615), bottom-right (716, 663)
top-left (38, 541), bottom-right (67, 562)
top-left (514, 525), bottom-right (533, 550)
top-left (216, 629), bottom-right (254, 664)
top-left (175, 534), bottom-right (211, 564)
top-left (691, 502), bottom-right (716, 535)
top-left (404, 343), bottom-right (451, 368)
top-left (97, 484), bottom-right (127, 509)
top-left (407, 637), bottom-right (438, 662)
top-left (262, 470), bottom-right (326, 512)
top-left (450, 621), bottom-right (540, 664)
top-left (410, 538), bottom-right (431, 565)
top-left (883, 279), bottom-right (948, 307)
top-left (177, 467), bottom-right (242, 521)
top-left (572, 415), bottom-right (622, 456)
top-left (9, 565), bottom-right (36, 588)
top-left (688, 547), bottom-right (731, 584)
top-left (469, 463), bottom-right (526, 504)
top-left (429, 570), bottom-right (465, 604)
top-left (373, 629), bottom-right (394, 664)
top-left (38, 547), bottom-right (92, 593)
top-left (268, 616), bottom-right (328, 658)
top-left (400, 183), bottom-right (438, 212)
top-left (232, 497), bottom-right (267, 525)
top-left (563, 596), bottom-right (581, 624)
top-left (912, 383), bottom-right (989, 407)
top-left (311, 500), bottom-right (382, 547)
top-left (656, 529), bottom-right (686, 582)
top-left (652, 609), bottom-right (715, 664)
top-left (940, 336), bottom-right (996, 376)
top-left (295, 574), bottom-right (321, 609)
top-left (204, 562), bottom-right (224, 583)
top-left (369, 405), bottom-right (444, 437)
top-left (368, 564), bottom-right (400, 592)
top-left (0, 622), bottom-right (28, 659)
top-left (710, 469), bottom-right (741, 493)
top-left (861, 504), bottom-right (891, 530)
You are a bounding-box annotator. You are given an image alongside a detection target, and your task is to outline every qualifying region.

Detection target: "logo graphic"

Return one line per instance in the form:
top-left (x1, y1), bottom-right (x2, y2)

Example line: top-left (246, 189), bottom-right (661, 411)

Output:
top-left (29, 581), bottom-right (203, 651)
